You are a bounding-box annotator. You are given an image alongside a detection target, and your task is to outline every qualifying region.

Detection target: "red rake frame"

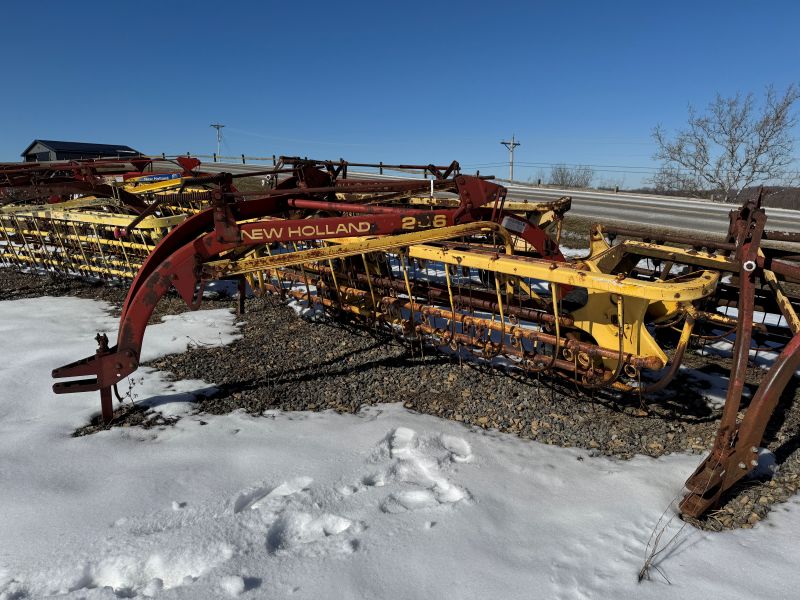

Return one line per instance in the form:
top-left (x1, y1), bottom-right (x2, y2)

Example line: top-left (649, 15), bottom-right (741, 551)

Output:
top-left (51, 167), bottom-right (560, 421)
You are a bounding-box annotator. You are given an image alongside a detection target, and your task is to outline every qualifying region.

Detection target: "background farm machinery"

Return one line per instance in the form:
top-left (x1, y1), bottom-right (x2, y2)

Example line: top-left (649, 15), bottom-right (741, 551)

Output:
top-left (2, 155), bottom-right (799, 519)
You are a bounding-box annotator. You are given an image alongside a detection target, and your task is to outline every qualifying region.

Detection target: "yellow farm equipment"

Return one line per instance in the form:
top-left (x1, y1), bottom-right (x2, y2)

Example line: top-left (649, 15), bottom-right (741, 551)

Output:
top-left (2, 155), bottom-right (799, 519)
top-left (0, 207), bottom-right (184, 279)
top-left (0, 157), bottom-right (210, 278)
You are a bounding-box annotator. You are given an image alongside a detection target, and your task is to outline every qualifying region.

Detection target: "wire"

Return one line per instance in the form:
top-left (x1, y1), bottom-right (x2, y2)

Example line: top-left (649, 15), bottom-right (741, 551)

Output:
top-left (464, 156), bottom-right (800, 173)
top-left (226, 127), bottom-right (369, 147)
top-left (462, 161), bottom-right (675, 174)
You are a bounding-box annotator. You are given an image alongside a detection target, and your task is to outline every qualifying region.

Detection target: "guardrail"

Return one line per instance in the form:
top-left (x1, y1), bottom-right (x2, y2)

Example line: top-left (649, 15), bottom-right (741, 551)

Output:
top-left (151, 153), bottom-right (440, 176)
top-left (150, 152), bottom-right (279, 165)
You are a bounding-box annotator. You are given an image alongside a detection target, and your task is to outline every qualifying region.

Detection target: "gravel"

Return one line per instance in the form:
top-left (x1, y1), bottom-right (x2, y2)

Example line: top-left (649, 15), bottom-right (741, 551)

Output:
top-left (3, 267), bottom-right (799, 531)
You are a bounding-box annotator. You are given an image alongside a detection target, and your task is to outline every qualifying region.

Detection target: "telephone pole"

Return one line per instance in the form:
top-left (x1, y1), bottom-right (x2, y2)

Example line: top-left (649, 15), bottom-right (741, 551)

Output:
top-left (210, 123), bottom-right (225, 157)
top-left (500, 134), bottom-right (520, 181)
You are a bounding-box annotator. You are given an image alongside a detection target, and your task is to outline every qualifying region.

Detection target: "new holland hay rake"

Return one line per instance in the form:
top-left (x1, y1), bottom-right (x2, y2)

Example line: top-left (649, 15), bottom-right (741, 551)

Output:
top-left (3, 156), bottom-right (798, 518)
top-left (0, 156), bottom-right (211, 278)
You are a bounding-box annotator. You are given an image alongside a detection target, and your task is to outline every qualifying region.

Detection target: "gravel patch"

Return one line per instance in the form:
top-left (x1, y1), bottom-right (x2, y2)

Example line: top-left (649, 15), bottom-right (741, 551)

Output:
top-left (3, 266), bottom-right (799, 531)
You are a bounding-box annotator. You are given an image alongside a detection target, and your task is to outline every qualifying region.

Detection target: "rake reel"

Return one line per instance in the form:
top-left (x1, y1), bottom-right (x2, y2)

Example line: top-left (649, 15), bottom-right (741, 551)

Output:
top-left (0, 156), bottom-right (213, 279)
top-left (2, 155), bottom-right (795, 519)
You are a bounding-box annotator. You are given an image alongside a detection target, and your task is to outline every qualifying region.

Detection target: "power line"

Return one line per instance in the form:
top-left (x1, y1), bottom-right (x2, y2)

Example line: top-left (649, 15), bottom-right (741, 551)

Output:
top-left (225, 127), bottom-right (369, 147)
top-left (463, 161), bottom-right (662, 174)
top-left (464, 156), bottom-right (800, 172)
top-left (463, 160), bottom-right (680, 175)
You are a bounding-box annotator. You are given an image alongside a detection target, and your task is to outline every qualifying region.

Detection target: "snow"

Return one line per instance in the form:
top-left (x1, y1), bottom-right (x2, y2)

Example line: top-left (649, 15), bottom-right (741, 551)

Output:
top-left (219, 575), bottom-right (245, 597)
top-left (1, 296), bottom-right (799, 599)
top-left (559, 245), bottom-right (588, 259)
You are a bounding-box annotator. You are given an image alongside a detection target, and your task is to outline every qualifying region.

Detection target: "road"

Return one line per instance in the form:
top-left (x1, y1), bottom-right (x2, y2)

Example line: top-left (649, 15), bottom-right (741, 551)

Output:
top-left (170, 161), bottom-right (800, 236)
top-left (500, 180), bottom-right (800, 236)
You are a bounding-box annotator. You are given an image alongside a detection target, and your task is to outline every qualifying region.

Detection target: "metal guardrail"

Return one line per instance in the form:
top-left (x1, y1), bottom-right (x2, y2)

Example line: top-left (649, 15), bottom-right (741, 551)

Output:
top-left (146, 152), bottom-right (278, 165)
top-left (150, 153), bottom-right (437, 176)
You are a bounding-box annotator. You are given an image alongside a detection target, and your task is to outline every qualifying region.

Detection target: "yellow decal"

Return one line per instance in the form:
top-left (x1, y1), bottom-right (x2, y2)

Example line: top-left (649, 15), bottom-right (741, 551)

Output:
top-left (401, 215), bottom-right (447, 230)
top-left (242, 221), bottom-right (370, 241)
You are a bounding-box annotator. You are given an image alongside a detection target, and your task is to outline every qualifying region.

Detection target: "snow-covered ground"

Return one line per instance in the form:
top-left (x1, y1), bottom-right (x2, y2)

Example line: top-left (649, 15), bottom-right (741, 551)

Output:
top-left (1, 297), bottom-right (799, 599)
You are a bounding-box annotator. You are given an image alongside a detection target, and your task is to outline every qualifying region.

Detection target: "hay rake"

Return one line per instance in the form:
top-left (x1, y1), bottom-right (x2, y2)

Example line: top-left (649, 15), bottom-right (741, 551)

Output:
top-left (2, 155), bottom-right (797, 518)
top-left (0, 156), bottom-right (212, 279)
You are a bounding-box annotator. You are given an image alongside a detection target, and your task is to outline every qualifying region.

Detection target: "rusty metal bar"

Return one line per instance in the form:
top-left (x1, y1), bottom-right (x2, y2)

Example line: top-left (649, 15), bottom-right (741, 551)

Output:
top-left (600, 224), bottom-right (737, 251)
top-left (681, 330), bottom-right (800, 517)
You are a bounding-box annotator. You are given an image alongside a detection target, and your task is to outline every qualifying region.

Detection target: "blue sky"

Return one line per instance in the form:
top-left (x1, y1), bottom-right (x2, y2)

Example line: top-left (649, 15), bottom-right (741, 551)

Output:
top-left (2, 0), bottom-right (798, 186)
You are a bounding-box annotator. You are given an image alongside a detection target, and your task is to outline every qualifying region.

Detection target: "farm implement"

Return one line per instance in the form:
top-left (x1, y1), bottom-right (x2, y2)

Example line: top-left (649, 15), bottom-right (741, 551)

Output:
top-left (0, 157), bottom-right (211, 278)
top-left (1, 155), bottom-right (798, 518)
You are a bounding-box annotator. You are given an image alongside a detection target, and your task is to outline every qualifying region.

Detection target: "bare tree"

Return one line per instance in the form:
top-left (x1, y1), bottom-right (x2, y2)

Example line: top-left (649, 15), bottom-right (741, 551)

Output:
top-left (597, 175), bottom-right (627, 191)
top-left (652, 84), bottom-right (800, 201)
top-left (549, 164), bottom-right (571, 187)
top-left (527, 168), bottom-right (548, 185)
top-left (549, 164), bottom-right (594, 188)
top-left (649, 166), bottom-right (704, 196)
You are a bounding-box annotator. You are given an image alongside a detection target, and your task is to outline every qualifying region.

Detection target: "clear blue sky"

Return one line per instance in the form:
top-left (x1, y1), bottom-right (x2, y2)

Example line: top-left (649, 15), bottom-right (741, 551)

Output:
top-left (2, 0), bottom-right (798, 186)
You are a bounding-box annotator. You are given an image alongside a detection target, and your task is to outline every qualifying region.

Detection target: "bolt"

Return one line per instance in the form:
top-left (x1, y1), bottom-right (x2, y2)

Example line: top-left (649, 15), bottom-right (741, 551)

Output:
top-left (751, 460), bottom-right (759, 467)
top-left (739, 462), bottom-right (747, 469)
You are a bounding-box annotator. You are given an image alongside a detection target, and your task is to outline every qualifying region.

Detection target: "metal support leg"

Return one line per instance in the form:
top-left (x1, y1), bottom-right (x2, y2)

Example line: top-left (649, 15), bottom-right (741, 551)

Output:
top-left (100, 386), bottom-right (113, 424)
top-left (237, 277), bottom-right (246, 315)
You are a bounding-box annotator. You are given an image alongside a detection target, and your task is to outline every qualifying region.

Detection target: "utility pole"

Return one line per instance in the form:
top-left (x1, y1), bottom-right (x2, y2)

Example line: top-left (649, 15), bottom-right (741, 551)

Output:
top-left (210, 123), bottom-right (225, 157)
top-left (500, 134), bottom-right (520, 181)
